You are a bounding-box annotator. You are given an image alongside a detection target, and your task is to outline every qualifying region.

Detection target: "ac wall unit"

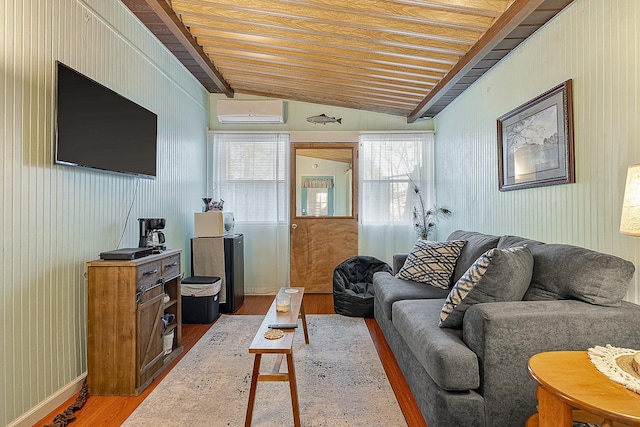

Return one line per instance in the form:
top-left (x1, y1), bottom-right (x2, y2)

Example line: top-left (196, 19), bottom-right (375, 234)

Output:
top-left (217, 99), bottom-right (286, 123)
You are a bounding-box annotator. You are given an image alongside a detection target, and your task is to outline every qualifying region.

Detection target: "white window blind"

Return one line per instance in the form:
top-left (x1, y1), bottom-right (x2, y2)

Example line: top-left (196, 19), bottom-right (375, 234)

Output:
top-left (213, 133), bottom-right (288, 223)
top-left (358, 132), bottom-right (435, 262)
top-left (210, 132), bottom-right (290, 294)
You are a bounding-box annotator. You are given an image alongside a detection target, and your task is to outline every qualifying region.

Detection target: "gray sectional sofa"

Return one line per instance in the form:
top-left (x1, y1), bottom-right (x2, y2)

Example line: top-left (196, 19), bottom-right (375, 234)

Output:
top-left (373, 230), bottom-right (640, 427)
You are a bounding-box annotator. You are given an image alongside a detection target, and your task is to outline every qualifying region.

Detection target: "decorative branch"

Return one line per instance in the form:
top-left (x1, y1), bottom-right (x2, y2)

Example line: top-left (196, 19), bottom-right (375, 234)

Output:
top-left (408, 176), bottom-right (452, 240)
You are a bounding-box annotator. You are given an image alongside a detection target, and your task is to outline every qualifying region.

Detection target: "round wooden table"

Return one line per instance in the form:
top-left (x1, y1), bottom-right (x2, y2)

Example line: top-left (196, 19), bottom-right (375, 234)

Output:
top-left (527, 351), bottom-right (640, 427)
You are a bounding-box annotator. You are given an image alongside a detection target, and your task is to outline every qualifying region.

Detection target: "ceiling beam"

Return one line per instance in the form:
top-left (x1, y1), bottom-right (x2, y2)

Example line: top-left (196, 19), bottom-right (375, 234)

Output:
top-left (407, 0), bottom-right (546, 123)
top-left (137, 0), bottom-right (233, 97)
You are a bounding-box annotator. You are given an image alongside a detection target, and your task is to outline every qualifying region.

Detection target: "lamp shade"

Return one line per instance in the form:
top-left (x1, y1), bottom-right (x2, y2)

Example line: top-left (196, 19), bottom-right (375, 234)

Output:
top-left (620, 163), bottom-right (640, 236)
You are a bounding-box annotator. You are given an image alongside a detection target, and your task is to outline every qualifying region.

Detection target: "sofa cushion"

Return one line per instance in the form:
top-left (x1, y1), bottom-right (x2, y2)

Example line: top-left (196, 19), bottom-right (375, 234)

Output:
top-left (497, 235), bottom-right (544, 249)
top-left (392, 299), bottom-right (480, 391)
top-left (373, 271), bottom-right (450, 320)
top-left (523, 244), bottom-right (635, 307)
top-left (395, 239), bottom-right (466, 289)
top-left (439, 246), bottom-right (534, 328)
top-left (392, 253), bottom-right (409, 275)
top-left (446, 230), bottom-right (500, 285)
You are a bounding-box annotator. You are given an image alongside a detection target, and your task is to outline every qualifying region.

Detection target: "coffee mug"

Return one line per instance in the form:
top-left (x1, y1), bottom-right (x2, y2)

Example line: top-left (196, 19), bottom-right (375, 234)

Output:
top-left (161, 313), bottom-right (175, 330)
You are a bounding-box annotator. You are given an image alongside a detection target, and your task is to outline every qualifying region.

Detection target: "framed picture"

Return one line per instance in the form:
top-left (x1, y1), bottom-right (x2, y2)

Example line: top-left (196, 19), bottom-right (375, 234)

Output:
top-left (497, 79), bottom-right (575, 191)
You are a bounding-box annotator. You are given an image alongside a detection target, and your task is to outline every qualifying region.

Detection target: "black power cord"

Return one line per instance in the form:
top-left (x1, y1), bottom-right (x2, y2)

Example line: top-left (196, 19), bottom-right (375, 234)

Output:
top-left (116, 178), bottom-right (140, 249)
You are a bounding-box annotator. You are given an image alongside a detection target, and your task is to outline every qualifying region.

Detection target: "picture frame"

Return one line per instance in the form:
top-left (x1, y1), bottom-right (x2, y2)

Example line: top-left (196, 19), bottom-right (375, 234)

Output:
top-left (497, 79), bottom-right (575, 191)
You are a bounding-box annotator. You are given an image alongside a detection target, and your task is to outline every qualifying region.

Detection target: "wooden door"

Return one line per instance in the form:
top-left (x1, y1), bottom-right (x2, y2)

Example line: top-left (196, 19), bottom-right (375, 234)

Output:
top-left (290, 143), bottom-right (358, 293)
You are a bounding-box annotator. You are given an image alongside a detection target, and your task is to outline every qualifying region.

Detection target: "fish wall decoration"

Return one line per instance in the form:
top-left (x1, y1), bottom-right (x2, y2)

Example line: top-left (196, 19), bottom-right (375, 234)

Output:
top-left (306, 114), bottom-right (342, 125)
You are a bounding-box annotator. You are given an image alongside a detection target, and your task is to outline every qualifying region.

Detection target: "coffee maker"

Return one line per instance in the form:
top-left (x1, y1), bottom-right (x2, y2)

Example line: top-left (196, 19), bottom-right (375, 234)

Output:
top-left (138, 218), bottom-right (166, 252)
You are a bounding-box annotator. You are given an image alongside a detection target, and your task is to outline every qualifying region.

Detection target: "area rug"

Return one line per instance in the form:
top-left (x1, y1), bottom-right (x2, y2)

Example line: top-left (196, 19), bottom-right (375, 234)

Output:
top-left (123, 314), bottom-right (407, 427)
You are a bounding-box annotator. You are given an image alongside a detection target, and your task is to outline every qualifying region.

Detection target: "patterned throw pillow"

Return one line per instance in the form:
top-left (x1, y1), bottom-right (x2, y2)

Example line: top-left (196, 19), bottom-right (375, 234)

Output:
top-left (439, 245), bottom-right (534, 328)
top-left (395, 240), bottom-right (467, 289)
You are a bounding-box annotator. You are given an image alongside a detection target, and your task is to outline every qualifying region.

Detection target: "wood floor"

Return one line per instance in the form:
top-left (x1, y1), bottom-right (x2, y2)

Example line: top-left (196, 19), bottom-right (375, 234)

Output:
top-left (35, 294), bottom-right (426, 427)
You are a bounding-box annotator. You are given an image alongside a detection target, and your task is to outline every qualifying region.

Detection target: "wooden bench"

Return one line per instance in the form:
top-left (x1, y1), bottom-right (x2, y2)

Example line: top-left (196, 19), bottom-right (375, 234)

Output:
top-left (245, 287), bottom-right (309, 427)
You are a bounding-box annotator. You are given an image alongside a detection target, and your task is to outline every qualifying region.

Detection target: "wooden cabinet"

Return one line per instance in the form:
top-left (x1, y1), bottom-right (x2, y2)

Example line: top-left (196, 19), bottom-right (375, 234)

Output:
top-left (87, 249), bottom-right (183, 395)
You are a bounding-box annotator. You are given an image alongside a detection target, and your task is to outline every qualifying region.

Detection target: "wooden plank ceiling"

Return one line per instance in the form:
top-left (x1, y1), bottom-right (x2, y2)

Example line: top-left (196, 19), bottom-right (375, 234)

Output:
top-left (122, 0), bottom-right (573, 122)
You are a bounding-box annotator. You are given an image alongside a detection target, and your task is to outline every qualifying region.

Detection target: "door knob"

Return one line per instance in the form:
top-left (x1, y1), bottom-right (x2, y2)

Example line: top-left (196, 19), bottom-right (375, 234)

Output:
top-left (291, 223), bottom-right (298, 229)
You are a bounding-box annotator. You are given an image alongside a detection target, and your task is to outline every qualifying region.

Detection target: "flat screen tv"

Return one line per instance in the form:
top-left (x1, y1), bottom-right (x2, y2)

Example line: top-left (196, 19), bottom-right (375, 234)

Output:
top-left (55, 61), bottom-right (158, 178)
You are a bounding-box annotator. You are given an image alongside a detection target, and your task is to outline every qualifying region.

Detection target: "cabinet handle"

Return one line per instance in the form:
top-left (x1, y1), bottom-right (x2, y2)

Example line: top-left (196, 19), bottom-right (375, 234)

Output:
top-left (165, 262), bottom-right (178, 268)
top-left (135, 279), bottom-right (165, 305)
top-left (143, 269), bottom-right (158, 276)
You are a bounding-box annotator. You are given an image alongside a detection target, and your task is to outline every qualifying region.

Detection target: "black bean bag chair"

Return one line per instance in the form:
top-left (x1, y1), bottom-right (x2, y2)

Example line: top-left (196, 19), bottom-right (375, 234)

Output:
top-left (333, 256), bottom-right (392, 317)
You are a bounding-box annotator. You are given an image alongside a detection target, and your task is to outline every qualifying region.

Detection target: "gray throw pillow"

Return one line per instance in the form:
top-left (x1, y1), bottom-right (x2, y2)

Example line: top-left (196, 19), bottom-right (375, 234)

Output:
top-left (395, 240), bottom-right (466, 289)
top-left (439, 246), bottom-right (534, 328)
top-left (523, 244), bottom-right (634, 307)
top-left (446, 230), bottom-right (500, 285)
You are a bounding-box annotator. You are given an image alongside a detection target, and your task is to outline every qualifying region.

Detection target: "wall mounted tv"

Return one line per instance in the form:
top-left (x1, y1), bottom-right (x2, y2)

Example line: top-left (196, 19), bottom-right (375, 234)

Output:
top-left (55, 61), bottom-right (158, 178)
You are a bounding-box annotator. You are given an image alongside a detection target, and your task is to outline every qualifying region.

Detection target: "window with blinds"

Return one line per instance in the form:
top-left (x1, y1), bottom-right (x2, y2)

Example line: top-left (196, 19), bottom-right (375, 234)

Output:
top-left (212, 133), bottom-right (289, 223)
top-left (359, 133), bottom-right (435, 224)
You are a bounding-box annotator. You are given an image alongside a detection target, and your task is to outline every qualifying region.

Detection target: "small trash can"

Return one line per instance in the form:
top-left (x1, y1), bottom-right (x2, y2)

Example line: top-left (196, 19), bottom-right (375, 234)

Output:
top-left (181, 276), bottom-right (222, 324)
top-left (333, 256), bottom-right (392, 318)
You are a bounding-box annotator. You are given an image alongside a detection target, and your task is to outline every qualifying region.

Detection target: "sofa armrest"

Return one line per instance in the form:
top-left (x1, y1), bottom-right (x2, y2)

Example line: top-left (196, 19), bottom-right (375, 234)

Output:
top-left (462, 300), bottom-right (640, 426)
top-left (464, 300), bottom-right (640, 359)
top-left (392, 253), bottom-right (408, 275)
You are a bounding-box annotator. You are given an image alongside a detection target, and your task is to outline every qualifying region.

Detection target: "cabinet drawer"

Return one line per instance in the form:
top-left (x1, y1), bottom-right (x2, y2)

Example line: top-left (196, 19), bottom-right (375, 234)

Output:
top-left (162, 254), bottom-right (180, 280)
top-left (137, 261), bottom-right (162, 291)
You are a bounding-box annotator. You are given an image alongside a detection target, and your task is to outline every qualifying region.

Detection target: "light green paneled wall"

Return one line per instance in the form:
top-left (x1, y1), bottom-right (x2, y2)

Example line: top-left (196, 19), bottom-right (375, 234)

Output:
top-left (434, 0), bottom-right (640, 304)
top-left (209, 93), bottom-right (434, 132)
top-left (1, 0), bottom-right (209, 424)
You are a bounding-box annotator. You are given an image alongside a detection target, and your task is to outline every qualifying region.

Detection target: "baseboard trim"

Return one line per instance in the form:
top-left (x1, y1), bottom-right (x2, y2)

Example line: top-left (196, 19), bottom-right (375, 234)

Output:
top-left (8, 373), bottom-right (87, 427)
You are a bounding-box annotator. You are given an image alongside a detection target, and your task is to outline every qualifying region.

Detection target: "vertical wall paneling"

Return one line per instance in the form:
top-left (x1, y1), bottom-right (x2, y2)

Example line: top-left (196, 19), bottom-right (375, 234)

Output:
top-left (1, 0), bottom-right (209, 424)
top-left (434, 0), bottom-right (640, 304)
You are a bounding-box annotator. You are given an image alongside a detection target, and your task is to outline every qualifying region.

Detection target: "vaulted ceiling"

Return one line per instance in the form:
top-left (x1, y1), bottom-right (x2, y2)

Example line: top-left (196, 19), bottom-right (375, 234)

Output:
top-left (122, 0), bottom-right (573, 122)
